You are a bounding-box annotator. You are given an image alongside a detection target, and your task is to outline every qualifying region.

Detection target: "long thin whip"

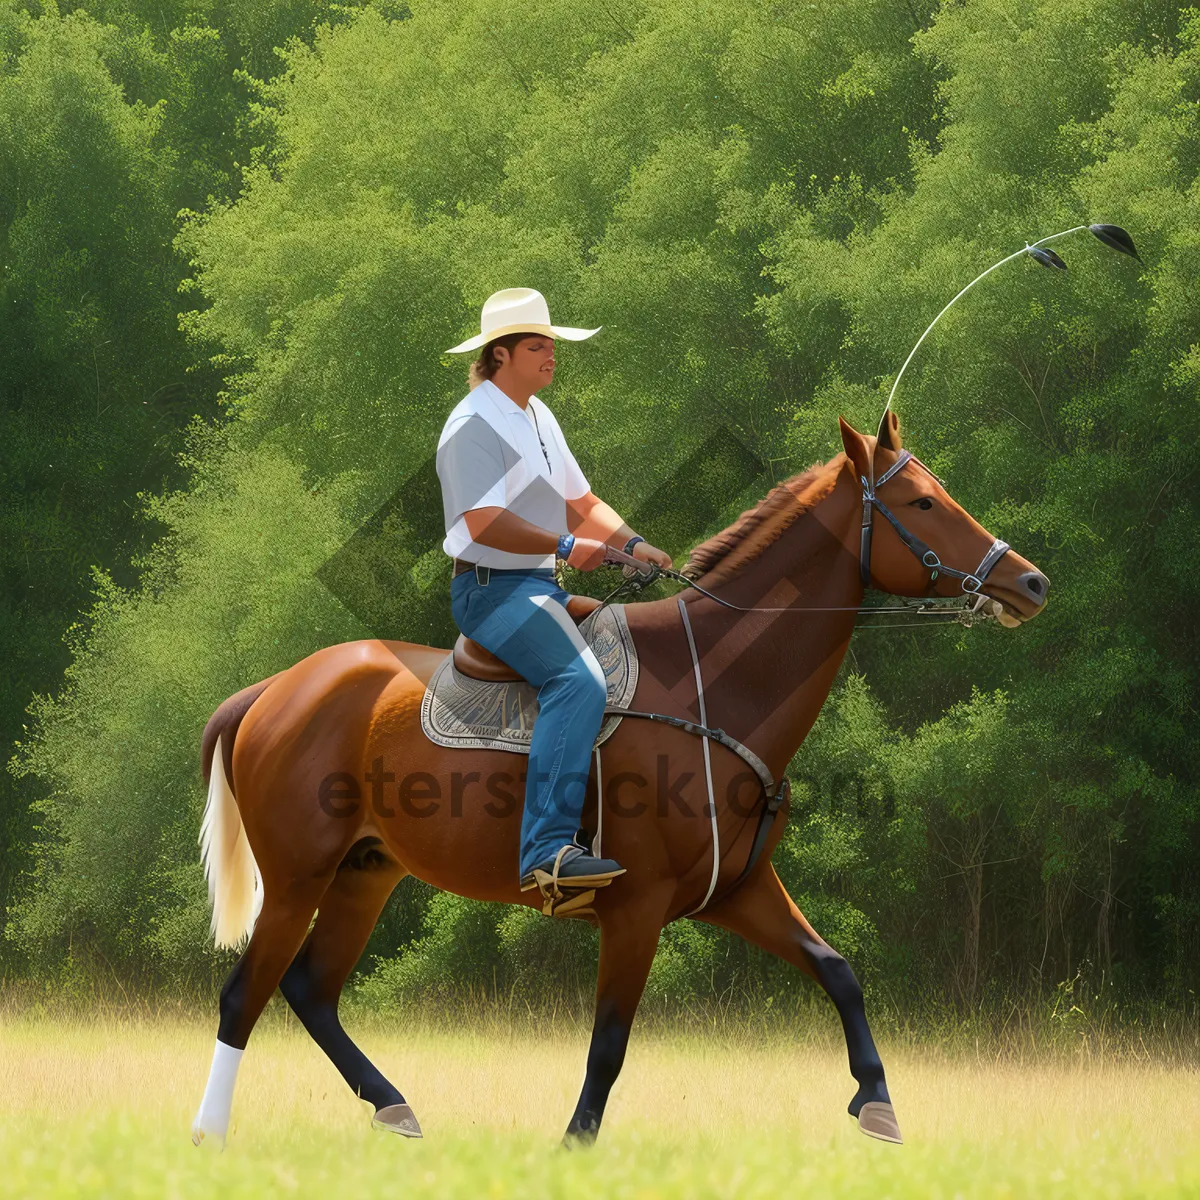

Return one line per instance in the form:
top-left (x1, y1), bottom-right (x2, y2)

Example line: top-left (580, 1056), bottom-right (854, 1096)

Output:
top-left (871, 221), bottom-right (1142, 485)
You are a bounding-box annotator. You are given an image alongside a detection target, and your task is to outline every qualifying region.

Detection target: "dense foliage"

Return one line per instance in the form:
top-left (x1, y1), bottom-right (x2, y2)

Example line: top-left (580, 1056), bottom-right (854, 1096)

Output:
top-left (0, 0), bottom-right (347, 963)
top-left (4, 0), bottom-right (1199, 1014)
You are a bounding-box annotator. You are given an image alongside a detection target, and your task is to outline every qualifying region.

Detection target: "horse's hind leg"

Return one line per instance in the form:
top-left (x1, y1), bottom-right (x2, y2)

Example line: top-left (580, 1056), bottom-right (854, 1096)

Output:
top-left (192, 872), bottom-right (333, 1146)
top-left (700, 865), bottom-right (901, 1144)
top-left (278, 838), bottom-right (421, 1136)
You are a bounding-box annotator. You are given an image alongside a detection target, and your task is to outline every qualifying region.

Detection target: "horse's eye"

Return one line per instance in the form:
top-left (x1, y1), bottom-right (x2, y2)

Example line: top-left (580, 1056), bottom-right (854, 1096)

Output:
top-left (913, 497), bottom-right (933, 511)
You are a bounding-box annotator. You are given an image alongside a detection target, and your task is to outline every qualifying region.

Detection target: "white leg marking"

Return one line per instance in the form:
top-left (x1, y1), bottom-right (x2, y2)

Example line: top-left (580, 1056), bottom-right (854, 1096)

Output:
top-left (191, 1039), bottom-right (244, 1147)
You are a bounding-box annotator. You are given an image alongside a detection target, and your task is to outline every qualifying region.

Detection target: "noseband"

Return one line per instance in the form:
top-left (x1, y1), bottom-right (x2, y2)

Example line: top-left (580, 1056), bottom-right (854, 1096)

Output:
top-left (860, 449), bottom-right (1010, 594)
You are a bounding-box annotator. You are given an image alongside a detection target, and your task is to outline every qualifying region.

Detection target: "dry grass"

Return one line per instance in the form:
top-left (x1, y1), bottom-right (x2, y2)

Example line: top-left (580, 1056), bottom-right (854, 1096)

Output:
top-left (1, 1013), bottom-right (1198, 1197)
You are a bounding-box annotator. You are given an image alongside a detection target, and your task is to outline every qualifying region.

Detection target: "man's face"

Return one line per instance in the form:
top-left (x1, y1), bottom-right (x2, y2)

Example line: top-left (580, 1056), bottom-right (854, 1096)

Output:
top-left (498, 335), bottom-right (556, 392)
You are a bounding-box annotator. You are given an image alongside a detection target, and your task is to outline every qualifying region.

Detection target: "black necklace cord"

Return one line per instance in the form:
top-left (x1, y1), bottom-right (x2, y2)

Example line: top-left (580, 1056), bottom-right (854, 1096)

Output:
top-left (528, 403), bottom-right (553, 472)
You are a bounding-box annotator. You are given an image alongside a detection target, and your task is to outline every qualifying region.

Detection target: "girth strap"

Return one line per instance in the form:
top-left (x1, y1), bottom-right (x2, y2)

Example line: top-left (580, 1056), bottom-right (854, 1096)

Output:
top-left (599, 706), bottom-right (778, 799)
top-left (597, 597), bottom-right (787, 915)
top-left (722, 777), bottom-right (789, 900)
top-left (599, 702), bottom-right (788, 910)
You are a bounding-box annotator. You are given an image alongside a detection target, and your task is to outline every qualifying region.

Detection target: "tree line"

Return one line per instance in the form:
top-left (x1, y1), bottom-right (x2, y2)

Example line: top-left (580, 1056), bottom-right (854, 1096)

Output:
top-left (3, 0), bottom-right (1198, 1015)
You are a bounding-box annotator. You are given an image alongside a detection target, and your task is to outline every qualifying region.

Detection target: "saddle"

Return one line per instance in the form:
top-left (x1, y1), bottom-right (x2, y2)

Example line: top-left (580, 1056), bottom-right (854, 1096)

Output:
top-left (420, 600), bottom-right (639, 757)
top-left (452, 595), bottom-right (604, 681)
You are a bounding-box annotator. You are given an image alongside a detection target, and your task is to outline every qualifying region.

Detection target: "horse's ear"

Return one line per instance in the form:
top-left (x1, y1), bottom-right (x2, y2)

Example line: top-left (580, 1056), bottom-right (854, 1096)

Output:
top-left (839, 416), bottom-right (871, 482)
top-left (876, 409), bottom-right (903, 454)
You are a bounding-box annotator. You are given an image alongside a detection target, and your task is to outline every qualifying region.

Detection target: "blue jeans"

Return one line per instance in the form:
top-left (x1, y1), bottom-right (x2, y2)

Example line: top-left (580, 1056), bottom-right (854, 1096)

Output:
top-left (450, 567), bottom-right (609, 877)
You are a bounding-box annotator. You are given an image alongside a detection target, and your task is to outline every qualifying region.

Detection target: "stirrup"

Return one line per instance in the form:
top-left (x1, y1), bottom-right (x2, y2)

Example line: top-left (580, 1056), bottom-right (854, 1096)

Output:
top-left (520, 845), bottom-right (620, 918)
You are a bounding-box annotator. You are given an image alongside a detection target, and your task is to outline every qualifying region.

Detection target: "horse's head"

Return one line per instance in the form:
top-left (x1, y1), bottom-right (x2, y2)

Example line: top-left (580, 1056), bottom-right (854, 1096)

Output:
top-left (840, 412), bottom-right (1048, 625)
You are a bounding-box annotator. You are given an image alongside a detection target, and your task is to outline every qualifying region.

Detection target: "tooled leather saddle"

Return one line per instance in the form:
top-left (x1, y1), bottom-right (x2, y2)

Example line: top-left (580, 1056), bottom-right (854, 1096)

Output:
top-left (420, 597), bottom-right (639, 757)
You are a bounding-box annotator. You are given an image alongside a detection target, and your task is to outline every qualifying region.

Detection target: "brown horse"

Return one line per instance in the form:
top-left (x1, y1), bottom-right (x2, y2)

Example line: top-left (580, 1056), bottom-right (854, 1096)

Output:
top-left (190, 413), bottom-right (1048, 1148)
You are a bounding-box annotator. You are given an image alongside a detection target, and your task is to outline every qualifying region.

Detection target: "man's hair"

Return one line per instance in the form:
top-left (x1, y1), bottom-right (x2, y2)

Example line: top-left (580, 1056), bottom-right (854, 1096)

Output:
top-left (468, 332), bottom-right (542, 389)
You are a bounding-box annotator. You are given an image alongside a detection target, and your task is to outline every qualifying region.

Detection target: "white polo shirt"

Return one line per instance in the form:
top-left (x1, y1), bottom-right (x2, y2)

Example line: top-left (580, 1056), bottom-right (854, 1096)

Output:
top-left (437, 378), bottom-right (590, 569)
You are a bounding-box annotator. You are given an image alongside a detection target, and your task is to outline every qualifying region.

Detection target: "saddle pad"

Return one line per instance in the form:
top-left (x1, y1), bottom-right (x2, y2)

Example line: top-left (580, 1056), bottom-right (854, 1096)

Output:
top-left (419, 603), bottom-right (638, 755)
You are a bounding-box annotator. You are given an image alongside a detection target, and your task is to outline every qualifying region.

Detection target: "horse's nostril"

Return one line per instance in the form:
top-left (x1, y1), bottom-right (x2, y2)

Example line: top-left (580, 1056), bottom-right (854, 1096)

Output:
top-left (1019, 571), bottom-right (1048, 599)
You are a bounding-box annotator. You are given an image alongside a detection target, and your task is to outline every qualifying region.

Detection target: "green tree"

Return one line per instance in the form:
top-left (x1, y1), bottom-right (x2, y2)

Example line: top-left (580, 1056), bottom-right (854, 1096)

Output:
top-left (7, 0), bottom-right (1199, 1014)
top-left (0, 0), bottom-right (355, 964)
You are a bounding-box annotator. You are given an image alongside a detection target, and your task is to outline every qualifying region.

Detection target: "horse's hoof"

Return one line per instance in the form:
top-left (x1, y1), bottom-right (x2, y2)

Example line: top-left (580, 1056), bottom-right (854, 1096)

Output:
top-left (857, 1100), bottom-right (903, 1144)
top-left (190, 1125), bottom-right (226, 1150)
top-left (561, 1131), bottom-right (597, 1151)
top-left (372, 1103), bottom-right (423, 1138)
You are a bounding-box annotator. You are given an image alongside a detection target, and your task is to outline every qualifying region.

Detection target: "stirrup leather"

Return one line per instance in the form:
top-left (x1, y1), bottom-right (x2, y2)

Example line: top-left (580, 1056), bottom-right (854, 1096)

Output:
top-left (519, 845), bottom-right (622, 918)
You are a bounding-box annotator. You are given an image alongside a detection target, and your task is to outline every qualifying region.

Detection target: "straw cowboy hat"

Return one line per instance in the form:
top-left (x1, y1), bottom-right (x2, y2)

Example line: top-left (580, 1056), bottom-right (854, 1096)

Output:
top-left (444, 287), bottom-right (601, 354)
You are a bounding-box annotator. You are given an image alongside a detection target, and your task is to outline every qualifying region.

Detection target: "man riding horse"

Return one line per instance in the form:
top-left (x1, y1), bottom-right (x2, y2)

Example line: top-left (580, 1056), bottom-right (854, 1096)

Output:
top-left (189, 225), bottom-right (1146, 1151)
top-left (438, 287), bottom-right (672, 900)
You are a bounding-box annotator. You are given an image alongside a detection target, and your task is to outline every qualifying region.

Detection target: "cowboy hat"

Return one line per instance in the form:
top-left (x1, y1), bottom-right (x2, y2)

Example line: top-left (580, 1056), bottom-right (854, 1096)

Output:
top-left (444, 287), bottom-right (601, 354)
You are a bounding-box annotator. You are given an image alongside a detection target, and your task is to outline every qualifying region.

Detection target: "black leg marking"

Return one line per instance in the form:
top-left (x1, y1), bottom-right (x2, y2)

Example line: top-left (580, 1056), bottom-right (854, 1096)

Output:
top-left (560, 902), bottom-right (667, 1149)
top-left (564, 1000), bottom-right (631, 1145)
top-left (278, 840), bottom-right (409, 1114)
top-left (279, 949), bottom-right (406, 1112)
top-left (216, 955), bottom-right (253, 1049)
top-left (803, 941), bottom-right (889, 1115)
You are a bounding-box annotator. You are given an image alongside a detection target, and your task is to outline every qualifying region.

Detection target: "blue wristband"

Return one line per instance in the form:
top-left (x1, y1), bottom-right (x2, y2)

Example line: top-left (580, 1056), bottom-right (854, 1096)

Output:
top-left (623, 534), bottom-right (645, 556)
top-left (557, 534), bottom-right (576, 560)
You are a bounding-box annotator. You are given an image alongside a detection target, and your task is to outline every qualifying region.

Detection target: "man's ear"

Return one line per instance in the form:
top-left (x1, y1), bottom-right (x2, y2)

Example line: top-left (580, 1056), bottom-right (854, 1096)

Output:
top-left (876, 409), bottom-right (903, 454)
top-left (839, 416), bottom-right (872, 482)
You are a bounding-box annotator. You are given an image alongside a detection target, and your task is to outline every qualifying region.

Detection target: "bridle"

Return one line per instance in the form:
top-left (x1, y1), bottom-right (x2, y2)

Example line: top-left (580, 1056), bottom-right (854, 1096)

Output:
top-left (860, 448), bottom-right (1010, 595)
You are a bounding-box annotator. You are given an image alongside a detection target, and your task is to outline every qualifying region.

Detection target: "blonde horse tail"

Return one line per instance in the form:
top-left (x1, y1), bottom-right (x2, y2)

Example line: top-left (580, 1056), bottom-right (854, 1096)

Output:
top-left (198, 678), bottom-right (279, 950)
top-left (199, 731), bottom-right (261, 949)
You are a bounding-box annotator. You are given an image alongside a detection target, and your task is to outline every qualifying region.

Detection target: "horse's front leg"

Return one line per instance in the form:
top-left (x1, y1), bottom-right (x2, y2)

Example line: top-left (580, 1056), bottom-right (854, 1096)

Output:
top-left (563, 886), bottom-right (673, 1147)
top-left (700, 864), bottom-right (902, 1144)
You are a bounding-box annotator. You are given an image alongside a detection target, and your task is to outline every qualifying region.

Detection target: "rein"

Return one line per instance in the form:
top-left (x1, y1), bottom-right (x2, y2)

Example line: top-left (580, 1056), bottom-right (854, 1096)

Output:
top-left (602, 568), bottom-right (996, 626)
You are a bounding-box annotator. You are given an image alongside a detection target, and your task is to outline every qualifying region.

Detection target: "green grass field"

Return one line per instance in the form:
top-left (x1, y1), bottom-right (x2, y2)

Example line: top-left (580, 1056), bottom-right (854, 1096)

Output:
top-left (2, 1014), bottom-right (1198, 1198)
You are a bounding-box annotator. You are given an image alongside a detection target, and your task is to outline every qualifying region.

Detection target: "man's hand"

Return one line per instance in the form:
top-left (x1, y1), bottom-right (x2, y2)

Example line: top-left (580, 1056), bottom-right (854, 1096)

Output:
top-left (633, 542), bottom-right (672, 568)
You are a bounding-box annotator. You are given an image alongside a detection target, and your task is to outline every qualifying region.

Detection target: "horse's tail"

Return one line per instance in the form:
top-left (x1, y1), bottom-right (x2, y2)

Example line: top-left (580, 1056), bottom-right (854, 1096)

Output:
top-left (198, 676), bottom-right (280, 950)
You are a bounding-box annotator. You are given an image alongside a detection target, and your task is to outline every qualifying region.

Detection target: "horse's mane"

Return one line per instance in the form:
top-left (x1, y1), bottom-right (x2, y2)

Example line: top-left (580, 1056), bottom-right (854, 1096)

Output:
top-left (681, 455), bottom-right (844, 587)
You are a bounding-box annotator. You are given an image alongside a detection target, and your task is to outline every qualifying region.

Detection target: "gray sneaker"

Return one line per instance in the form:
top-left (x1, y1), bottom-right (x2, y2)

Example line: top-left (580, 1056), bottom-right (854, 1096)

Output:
top-left (519, 844), bottom-right (626, 892)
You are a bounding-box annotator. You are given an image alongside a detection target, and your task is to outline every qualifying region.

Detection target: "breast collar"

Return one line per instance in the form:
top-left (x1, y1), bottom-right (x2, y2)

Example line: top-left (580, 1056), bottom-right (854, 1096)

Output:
top-left (860, 449), bottom-right (1010, 593)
